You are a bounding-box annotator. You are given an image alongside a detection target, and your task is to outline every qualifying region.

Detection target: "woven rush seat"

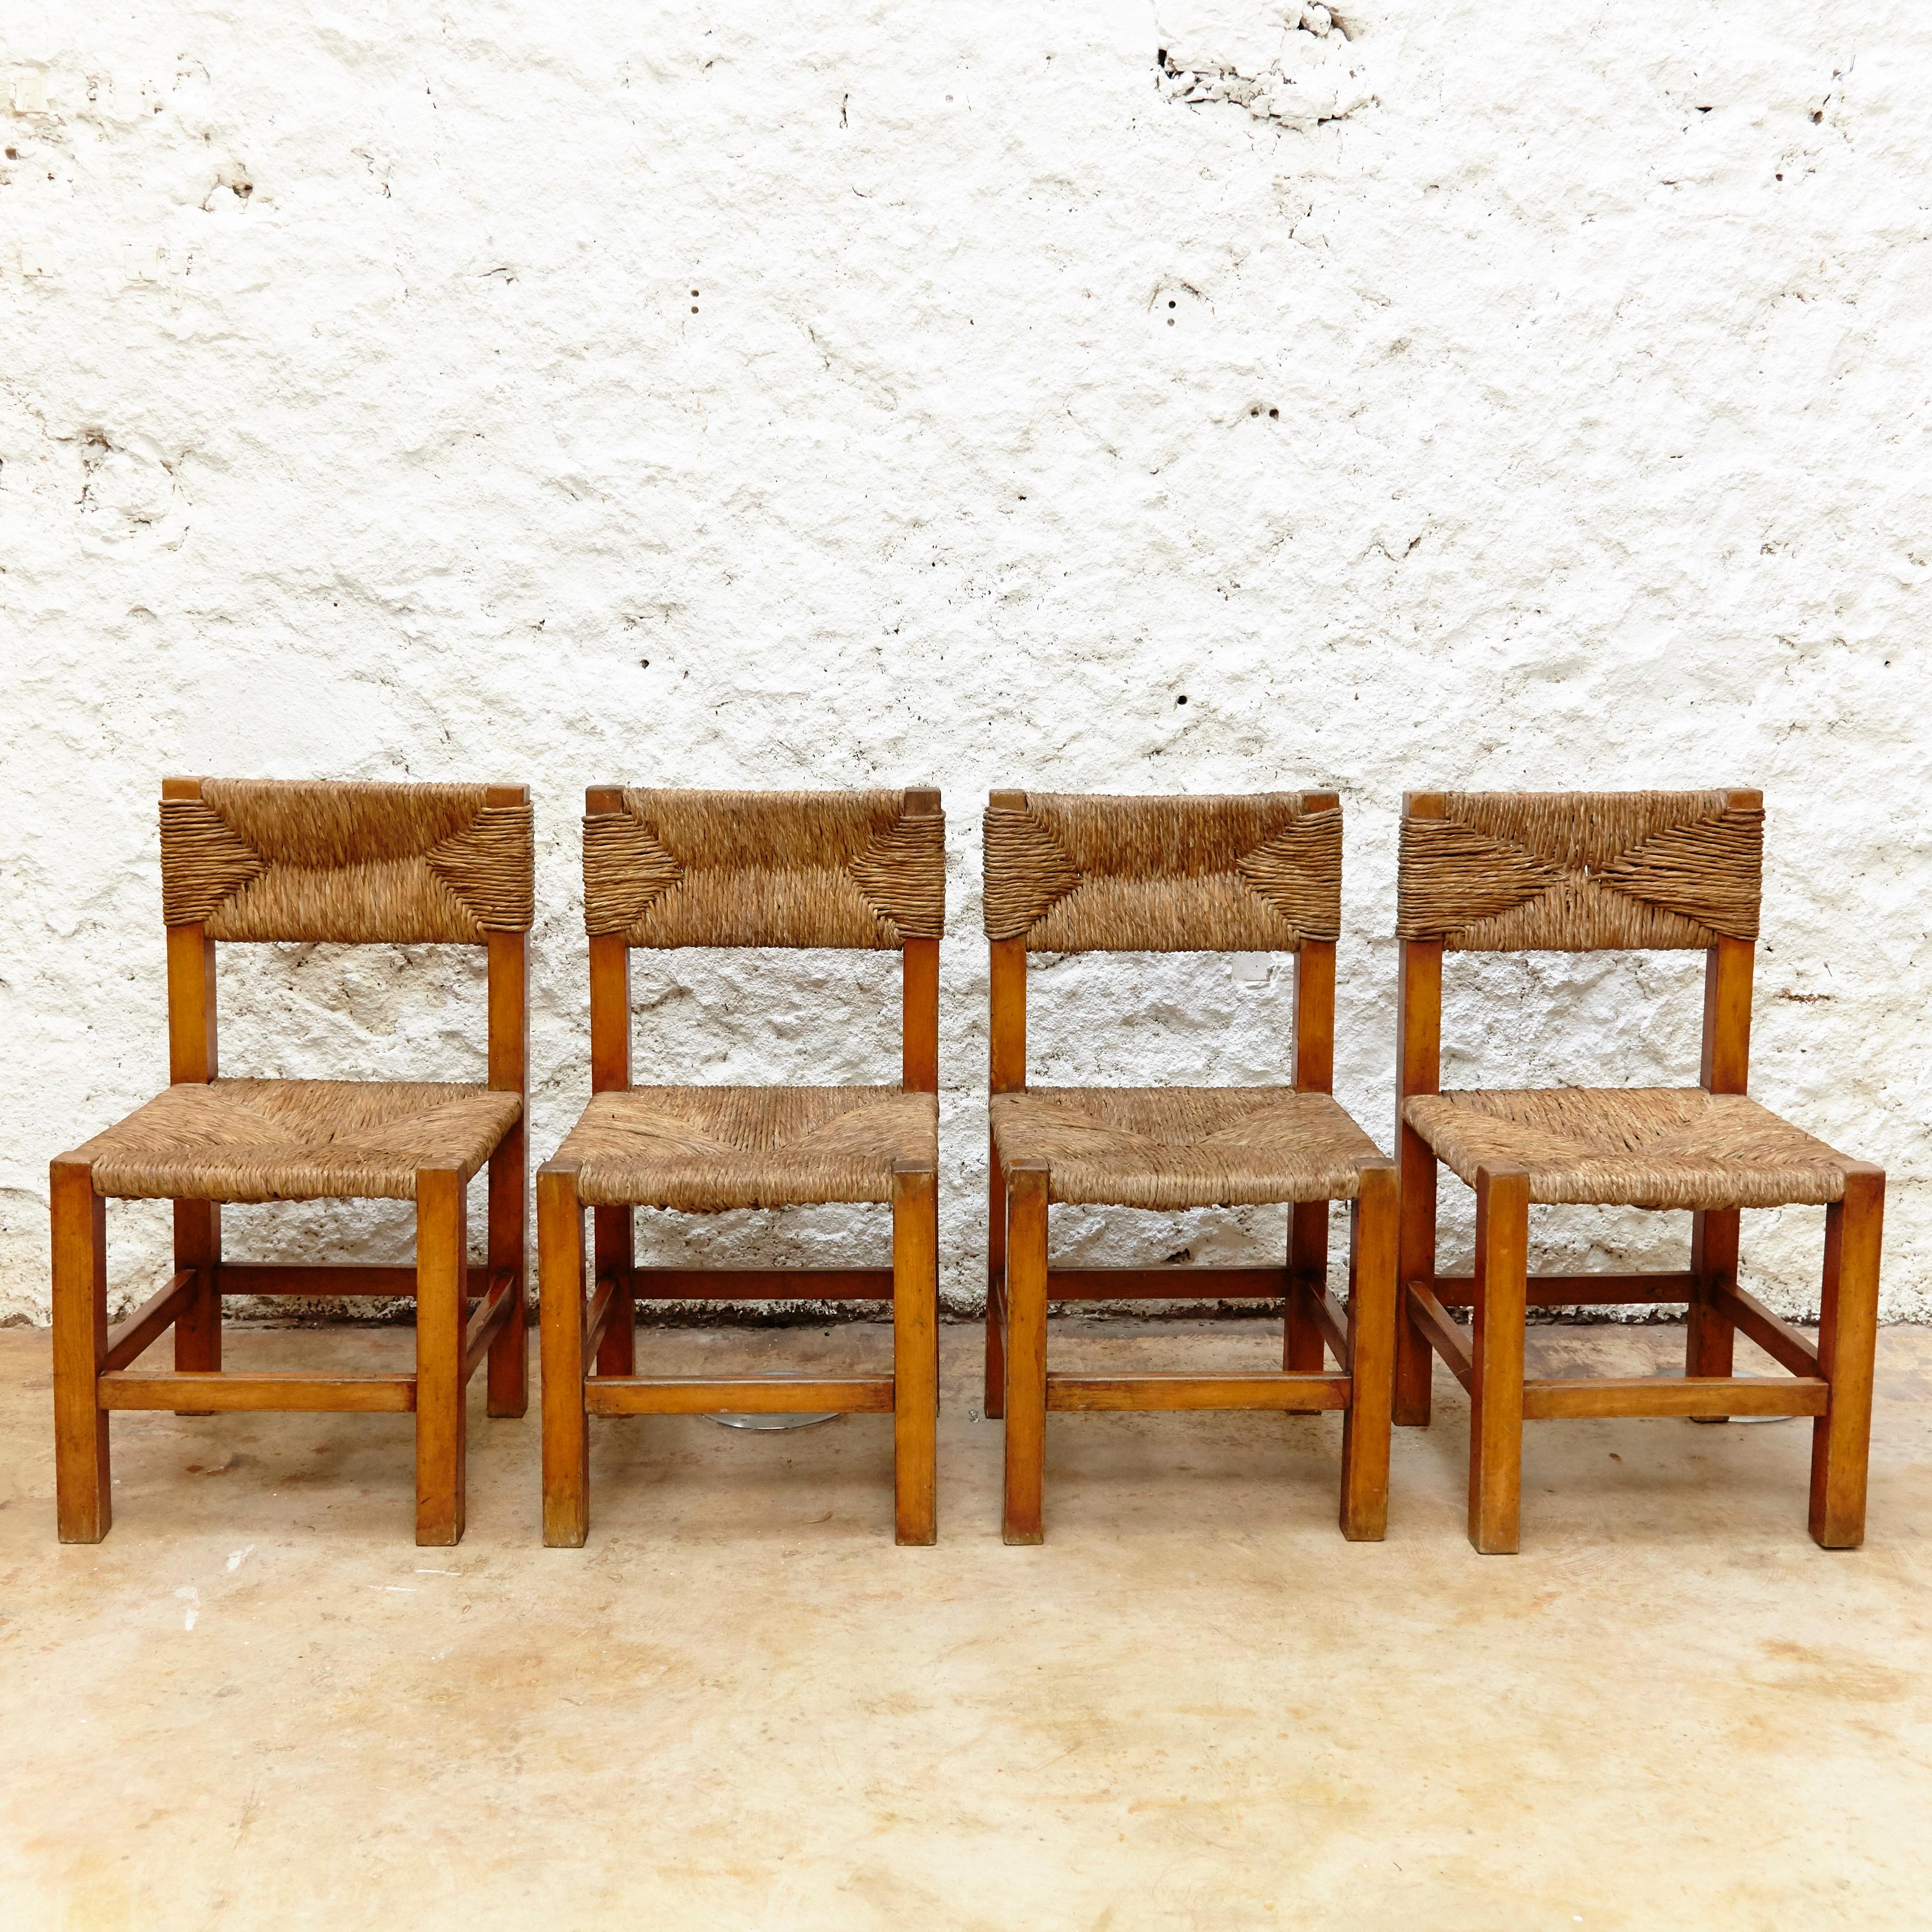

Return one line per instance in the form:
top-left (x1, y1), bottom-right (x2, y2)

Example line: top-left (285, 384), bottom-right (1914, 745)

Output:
top-left (1402, 1086), bottom-right (1854, 1212)
top-left (76, 1079), bottom-right (522, 1204)
top-left (991, 1086), bottom-right (1382, 1209)
top-left (556, 1086), bottom-right (939, 1211)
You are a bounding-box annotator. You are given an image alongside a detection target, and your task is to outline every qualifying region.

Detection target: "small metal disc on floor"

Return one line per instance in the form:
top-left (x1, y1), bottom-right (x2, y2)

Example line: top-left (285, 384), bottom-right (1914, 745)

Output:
top-left (707, 1373), bottom-right (840, 1431)
top-left (709, 1411), bottom-right (840, 1431)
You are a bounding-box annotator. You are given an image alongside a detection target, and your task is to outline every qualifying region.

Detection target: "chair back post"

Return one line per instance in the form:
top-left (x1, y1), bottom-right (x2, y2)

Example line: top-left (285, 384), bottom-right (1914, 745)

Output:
top-left (900, 787), bottom-right (943, 1095)
top-left (582, 786), bottom-right (637, 1375)
top-left (1699, 790), bottom-right (1761, 1096)
top-left (482, 783), bottom-right (533, 1410)
top-left (986, 789), bottom-right (1029, 1096)
top-left (1687, 790), bottom-right (1762, 1384)
top-left (584, 787), bottom-right (634, 1096)
top-left (484, 784), bottom-right (531, 1099)
top-left (1291, 790), bottom-right (1340, 1094)
top-left (1394, 792), bottom-right (1446, 1417)
top-left (159, 775), bottom-right (223, 1374)
top-left (161, 776), bottom-right (219, 1085)
top-left (1394, 793), bottom-right (1446, 1119)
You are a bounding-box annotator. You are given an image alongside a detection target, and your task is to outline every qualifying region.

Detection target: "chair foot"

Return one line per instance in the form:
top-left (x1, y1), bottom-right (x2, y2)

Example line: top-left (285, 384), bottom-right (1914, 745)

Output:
top-left (1000, 1165), bottom-right (1048, 1545)
top-left (1808, 1168), bottom-right (1882, 1550)
top-left (413, 1163), bottom-right (468, 1549)
top-left (893, 1163), bottom-right (939, 1546)
top-left (986, 1154), bottom-right (1008, 1419)
top-left (52, 1159), bottom-right (112, 1544)
top-left (1338, 1164), bottom-right (1396, 1542)
top-left (1393, 1293), bottom-right (1434, 1428)
top-left (485, 1297), bottom-right (530, 1418)
top-left (486, 1120), bottom-right (529, 1418)
top-left (538, 1163), bottom-right (590, 1550)
top-left (1394, 1122), bottom-right (1438, 1428)
top-left (1466, 1166), bottom-right (1527, 1557)
top-left (984, 1281), bottom-right (1006, 1420)
top-left (1285, 1202), bottom-right (1328, 1373)
top-left (172, 1204), bottom-right (223, 1413)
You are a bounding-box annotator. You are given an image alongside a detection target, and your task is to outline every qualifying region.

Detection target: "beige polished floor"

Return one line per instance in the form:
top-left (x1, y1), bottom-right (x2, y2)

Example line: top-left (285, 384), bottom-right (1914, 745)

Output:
top-left (2, 1316), bottom-right (1929, 1930)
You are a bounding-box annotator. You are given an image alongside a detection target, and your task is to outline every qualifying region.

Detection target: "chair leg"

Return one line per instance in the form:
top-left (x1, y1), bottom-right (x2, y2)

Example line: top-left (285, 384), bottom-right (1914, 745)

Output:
top-left (1340, 1165), bottom-right (1397, 1541)
top-left (1686, 1207), bottom-right (1739, 1420)
top-left (1468, 1165), bottom-right (1528, 1555)
top-left (593, 1206), bottom-right (636, 1378)
top-left (1285, 1201), bottom-right (1328, 1373)
top-left (51, 1158), bottom-right (111, 1544)
top-left (1002, 1161), bottom-right (1049, 1546)
top-left (893, 1163), bottom-right (939, 1546)
top-left (486, 1121), bottom-right (528, 1418)
top-left (414, 1162), bottom-right (467, 1547)
top-left (171, 1199), bottom-right (222, 1414)
top-left (984, 1140), bottom-right (1006, 1419)
top-left (1393, 1121), bottom-right (1437, 1428)
top-left (538, 1163), bottom-right (590, 1548)
top-left (1810, 1166), bottom-right (1883, 1549)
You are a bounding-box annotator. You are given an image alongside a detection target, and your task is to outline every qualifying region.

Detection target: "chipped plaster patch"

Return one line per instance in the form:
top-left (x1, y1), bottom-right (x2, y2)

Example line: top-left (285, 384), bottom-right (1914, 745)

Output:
top-left (74, 429), bottom-right (189, 553)
top-left (1156, 3), bottom-right (1374, 128)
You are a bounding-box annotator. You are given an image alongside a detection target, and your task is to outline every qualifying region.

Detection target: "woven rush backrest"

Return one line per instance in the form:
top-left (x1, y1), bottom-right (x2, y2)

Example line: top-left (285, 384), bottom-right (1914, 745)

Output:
top-left (583, 788), bottom-right (945, 949)
top-left (160, 779), bottom-right (535, 943)
top-left (1397, 790), bottom-right (1763, 952)
top-left (982, 791), bottom-right (1341, 952)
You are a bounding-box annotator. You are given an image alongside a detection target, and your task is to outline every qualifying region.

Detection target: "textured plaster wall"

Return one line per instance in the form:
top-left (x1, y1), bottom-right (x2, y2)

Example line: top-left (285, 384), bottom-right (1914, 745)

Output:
top-left (3, 0), bottom-right (1928, 1328)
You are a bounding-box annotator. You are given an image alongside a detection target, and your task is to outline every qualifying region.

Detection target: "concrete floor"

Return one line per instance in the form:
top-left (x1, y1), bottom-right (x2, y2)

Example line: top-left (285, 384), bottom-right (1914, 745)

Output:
top-left (1, 1318), bottom-right (1929, 1930)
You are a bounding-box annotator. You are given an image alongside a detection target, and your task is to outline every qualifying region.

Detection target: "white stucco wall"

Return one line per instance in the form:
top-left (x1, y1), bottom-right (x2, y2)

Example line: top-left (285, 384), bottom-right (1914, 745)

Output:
top-left (4, 1), bottom-right (1927, 1328)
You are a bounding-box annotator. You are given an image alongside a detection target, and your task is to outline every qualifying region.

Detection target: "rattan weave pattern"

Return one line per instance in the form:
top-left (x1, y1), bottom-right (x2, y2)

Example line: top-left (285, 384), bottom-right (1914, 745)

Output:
top-left (1396, 790), bottom-right (1762, 951)
top-left (583, 789), bottom-right (945, 949)
top-left (1403, 1086), bottom-right (1853, 1210)
top-left (160, 780), bottom-right (534, 942)
top-left (76, 1079), bottom-right (522, 1202)
top-left (556, 1085), bottom-right (938, 1210)
top-left (982, 792), bottom-right (1341, 951)
top-left (990, 1086), bottom-right (1381, 1207)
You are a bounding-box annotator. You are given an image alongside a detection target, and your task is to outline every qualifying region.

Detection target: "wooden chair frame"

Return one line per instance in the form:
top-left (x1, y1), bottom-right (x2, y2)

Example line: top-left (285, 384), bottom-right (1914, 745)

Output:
top-left (1393, 788), bottom-right (1884, 1554)
top-left (538, 786), bottom-right (941, 1549)
top-left (986, 788), bottom-right (1397, 1546)
top-left (52, 777), bottom-right (529, 1548)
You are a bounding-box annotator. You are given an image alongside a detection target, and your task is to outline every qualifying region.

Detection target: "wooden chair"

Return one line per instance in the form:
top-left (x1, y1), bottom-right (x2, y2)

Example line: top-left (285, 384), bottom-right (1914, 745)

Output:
top-left (1393, 788), bottom-right (1884, 1554)
top-left (52, 777), bottom-right (533, 1547)
top-left (538, 786), bottom-right (943, 1548)
top-left (983, 789), bottom-right (1397, 1546)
